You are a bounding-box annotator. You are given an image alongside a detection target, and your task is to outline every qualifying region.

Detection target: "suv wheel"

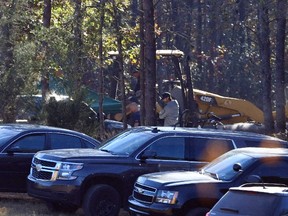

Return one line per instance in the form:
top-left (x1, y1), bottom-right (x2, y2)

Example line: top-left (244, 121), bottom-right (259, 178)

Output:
top-left (83, 184), bottom-right (120, 216)
top-left (185, 207), bottom-right (210, 216)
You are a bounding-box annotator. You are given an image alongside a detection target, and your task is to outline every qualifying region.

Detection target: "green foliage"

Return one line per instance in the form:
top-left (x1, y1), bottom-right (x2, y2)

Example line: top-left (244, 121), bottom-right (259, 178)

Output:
top-left (0, 0), bottom-right (286, 133)
top-left (45, 97), bottom-right (99, 136)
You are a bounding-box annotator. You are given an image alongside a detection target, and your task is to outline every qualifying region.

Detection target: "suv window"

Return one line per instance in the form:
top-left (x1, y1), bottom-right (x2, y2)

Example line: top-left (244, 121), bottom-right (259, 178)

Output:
top-left (190, 138), bottom-right (234, 161)
top-left (250, 160), bottom-right (288, 184)
top-left (279, 199), bottom-right (288, 215)
top-left (6, 134), bottom-right (46, 153)
top-left (83, 139), bottom-right (96, 148)
top-left (245, 140), bottom-right (285, 148)
top-left (211, 190), bottom-right (277, 215)
top-left (50, 134), bottom-right (82, 149)
top-left (145, 137), bottom-right (186, 160)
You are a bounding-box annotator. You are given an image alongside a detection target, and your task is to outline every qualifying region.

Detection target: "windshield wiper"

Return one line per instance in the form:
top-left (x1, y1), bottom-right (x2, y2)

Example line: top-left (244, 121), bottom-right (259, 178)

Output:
top-left (100, 149), bottom-right (113, 154)
top-left (220, 207), bottom-right (239, 213)
top-left (202, 170), bottom-right (219, 180)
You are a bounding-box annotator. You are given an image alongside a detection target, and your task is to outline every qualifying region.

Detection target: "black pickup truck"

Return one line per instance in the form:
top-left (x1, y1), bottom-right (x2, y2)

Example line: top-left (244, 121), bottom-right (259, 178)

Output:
top-left (27, 126), bottom-right (287, 216)
top-left (128, 147), bottom-right (288, 216)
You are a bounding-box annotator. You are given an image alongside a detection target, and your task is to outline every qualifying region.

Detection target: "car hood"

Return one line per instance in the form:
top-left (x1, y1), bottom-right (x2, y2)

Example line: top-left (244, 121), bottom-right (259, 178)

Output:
top-left (137, 170), bottom-right (220, 187)
top-left (35, 148), bottom-right (119, 161)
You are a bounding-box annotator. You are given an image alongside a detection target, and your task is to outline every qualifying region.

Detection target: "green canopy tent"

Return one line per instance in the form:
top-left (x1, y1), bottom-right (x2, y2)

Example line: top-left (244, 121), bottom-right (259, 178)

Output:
top-left (86, 90), bottom-right (122, 115)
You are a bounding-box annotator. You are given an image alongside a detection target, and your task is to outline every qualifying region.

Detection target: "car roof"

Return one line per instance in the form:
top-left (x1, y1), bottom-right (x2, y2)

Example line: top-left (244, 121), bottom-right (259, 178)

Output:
top-left (228, 147), bottom-right (288, 158)
top-left (230, 183), bottom-right (288, 196)
top-left (132, 126), bottom-right (286, 142)
top-left (0, 123), bottom-right (90, 136)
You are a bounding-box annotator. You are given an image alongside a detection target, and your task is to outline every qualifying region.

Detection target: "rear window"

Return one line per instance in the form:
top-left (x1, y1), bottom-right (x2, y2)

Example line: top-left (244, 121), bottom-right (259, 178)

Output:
top-left (211, 190), bottom-right (278, 215)
top-left (50, 134), bottom-right (82, 149)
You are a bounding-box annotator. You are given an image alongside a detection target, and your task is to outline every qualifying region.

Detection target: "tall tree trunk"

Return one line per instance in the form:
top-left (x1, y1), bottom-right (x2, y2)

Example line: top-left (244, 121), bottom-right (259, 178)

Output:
top-left (257, 1), bottom-right (274, 134)
top-left (275, 0), bottom-right (287, 133)
top-left (41, 0), bottom-right (51, 102)
top-left (206, 0), bottom-right (217, 92)
top-left (98, 1), bottom-right (106, 140)
top-left (2, 0), bottom-right (17, 123)
top-left (139, 0), bottom-right (145, 126)
top-left (196, 0), bottom-right (203, 77)
top-left (73, 0), bottom-right (83, 90)
top-left (112, 0), bottom-right (127, 128)
top-left (143, 0), bottom-right (157, 126)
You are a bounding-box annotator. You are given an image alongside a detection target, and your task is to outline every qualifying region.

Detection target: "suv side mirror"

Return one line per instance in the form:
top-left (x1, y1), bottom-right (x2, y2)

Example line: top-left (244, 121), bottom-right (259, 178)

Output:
top-left (140, 150), bottom-right (157, 160)
top-left (233, 163), bottom-right (242, 172)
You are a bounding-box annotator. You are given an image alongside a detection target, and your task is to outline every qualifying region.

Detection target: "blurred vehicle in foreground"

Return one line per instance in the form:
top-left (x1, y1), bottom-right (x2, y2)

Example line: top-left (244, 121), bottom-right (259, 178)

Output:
top-left (129, 147), bottom-right (288, 216)
top-left (207, 183), bottom-right (288, 216)
top-left (27, 126), bottom-right (287, 216)
top-left (0, 123), bottom-right (100, 192)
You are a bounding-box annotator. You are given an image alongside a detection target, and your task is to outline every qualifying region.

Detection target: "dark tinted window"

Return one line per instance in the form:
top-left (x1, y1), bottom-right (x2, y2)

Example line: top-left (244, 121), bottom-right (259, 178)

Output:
top-left (249, 160), bottom-right (288, 184)
top-left (50, 134), bottom-right (82, 149)
top-left (245, 140), bottom-right (285, 148)
top-left (279, 198), bottom-right (288, 215)
top-left (211, 190), bottom-right (278, 216)
top-left (190, 138), bottom-right (234, 161)
top-left (6, 134), bottom-right (46, 153)
top-left (146, 137), bottom-right (186, 160)
top-left (83, 139), bottom-right (97, 148)
top-left (0, 129), bottom-right (21, 148)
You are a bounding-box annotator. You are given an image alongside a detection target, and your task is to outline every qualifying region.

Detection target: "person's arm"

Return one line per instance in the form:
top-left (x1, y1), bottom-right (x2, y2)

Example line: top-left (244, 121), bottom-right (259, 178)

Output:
top-left (159, 108), bottom-right (167, 119)
top-left (159, 103), bottom-right (173, 119)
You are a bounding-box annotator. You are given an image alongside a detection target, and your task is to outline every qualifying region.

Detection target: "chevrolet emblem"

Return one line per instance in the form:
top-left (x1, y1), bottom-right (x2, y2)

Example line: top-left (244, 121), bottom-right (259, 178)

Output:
top-left (36, 164), bottom-right (42, 172)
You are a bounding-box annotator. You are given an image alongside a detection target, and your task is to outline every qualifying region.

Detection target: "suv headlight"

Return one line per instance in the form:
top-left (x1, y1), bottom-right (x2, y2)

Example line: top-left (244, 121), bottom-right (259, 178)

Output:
top-left (56, 162), bottom-right (83, 180)
top-left (155, 190), bottom-right (178, 204)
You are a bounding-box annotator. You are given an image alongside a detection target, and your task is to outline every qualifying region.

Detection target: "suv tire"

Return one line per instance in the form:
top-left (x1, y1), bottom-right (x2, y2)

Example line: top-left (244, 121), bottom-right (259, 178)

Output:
top-left (83, 184), bottom-right (120, 216)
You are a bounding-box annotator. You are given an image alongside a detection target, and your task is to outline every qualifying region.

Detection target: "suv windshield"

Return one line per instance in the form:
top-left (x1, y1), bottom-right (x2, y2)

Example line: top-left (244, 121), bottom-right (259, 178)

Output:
top-left (99, 129), bottom-right (154, 156)
top-left (201, 151), bottom-right (255, 181)
top-left (0, 129), bottom-right (21, 148)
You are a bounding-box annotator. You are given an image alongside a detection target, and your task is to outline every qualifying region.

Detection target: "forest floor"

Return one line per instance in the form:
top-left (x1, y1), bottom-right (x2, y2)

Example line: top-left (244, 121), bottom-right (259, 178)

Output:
top-left (0, 193), bottom-right (129, 216)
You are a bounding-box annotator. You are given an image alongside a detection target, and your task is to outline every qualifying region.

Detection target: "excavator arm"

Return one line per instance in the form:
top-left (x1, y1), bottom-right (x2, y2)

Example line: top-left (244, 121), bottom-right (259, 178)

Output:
top-left (192, 89), bottom-right (264, 124)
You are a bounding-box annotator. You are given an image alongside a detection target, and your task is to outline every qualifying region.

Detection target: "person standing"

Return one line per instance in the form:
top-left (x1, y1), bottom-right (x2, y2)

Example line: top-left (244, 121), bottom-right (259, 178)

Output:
top-left (159, 92), bottom-right (179, 126)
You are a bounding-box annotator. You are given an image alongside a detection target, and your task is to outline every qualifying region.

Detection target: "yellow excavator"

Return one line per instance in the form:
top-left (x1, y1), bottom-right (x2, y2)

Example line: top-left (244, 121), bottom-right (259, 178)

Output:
top-left (155, 49), bottom-right (288, 129)
top-left (186, 88), bottom-right (264, 125)
top-left (108, 49), bottom-right (288, 130)
top-left (161, 81), bottom-right (288, 129)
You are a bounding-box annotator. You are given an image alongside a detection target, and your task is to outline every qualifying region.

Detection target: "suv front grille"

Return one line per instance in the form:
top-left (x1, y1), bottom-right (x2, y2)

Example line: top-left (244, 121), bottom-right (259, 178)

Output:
top-left (132, 182), bottom-right (157, 203)
top-left (33, 157), bottom-right (57, 167)
top-left (30, 156), bottom-right (58, 181)
top-left (31, 168), bottom-right (53, 180)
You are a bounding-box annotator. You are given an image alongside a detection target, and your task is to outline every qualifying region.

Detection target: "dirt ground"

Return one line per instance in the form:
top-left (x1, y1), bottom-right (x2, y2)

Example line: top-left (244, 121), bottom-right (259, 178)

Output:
top-left (0, 193), bottom-right (129, 216)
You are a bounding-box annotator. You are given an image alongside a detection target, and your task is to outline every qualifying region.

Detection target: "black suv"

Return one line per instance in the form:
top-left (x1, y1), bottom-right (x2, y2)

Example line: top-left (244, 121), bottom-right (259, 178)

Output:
top-left (0, 123), bottom-right (100, 193)
top-left (128, 147), bottom-right (288, 216)
top-left (27, 126), bottom-right (287, 216)
top-left (207, 183), bottom-right (288, 216)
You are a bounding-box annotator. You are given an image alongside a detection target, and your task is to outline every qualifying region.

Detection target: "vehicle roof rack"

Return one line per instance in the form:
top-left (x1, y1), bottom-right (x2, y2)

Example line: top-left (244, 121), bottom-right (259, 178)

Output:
top-left (240, 183), bottom-right (288, 188)
top-left (151, 127), bottom-right (160, 133)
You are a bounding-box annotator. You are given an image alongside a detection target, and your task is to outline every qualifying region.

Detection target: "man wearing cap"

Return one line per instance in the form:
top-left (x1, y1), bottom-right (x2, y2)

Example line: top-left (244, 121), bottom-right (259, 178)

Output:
top-left (159, 92), bottom-right (179, 126)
